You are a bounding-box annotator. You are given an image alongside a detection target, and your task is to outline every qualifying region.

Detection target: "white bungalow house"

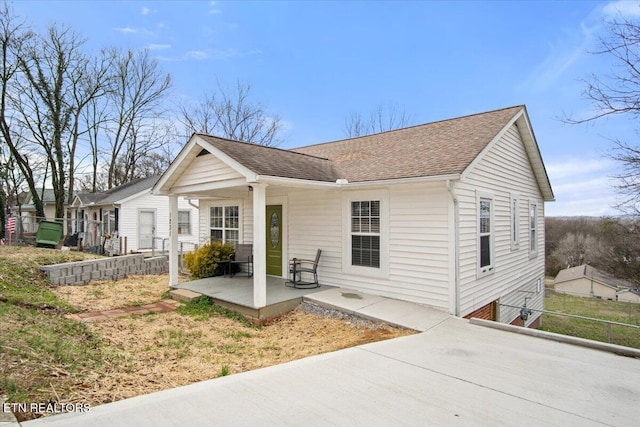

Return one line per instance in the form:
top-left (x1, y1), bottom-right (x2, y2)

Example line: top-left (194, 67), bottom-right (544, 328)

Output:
top-left (153, 105), bottom-right (554, 326)
top-left (70, 176), bottom-right (200, 254)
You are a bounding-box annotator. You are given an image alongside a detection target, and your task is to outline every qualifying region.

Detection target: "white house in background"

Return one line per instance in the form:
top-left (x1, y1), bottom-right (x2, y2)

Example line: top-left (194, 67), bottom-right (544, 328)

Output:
top-left (153, 105), bottom-right (554, 326)
top-left (70, 175), bottom-right (200, 253)
top-left (15, 189), bottom-right (61, 234)
top-left (554, 264), bottom-right (639, 302)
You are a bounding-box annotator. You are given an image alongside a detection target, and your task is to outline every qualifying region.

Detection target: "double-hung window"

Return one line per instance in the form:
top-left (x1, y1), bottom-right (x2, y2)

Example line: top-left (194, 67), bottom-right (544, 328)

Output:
top-left (478, 196), bottom-right (493, 275)
top-left (530, 202), bottom-right (537, 255)
top-left (351, 200), bottom-right (380, 268)
top-left (177, 210), bottom-right (191, 235)
top-left (210, 205), bottom-right (239, 244)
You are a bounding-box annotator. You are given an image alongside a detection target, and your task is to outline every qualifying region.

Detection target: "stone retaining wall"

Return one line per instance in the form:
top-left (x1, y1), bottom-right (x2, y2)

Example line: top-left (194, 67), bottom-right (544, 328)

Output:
top-left (40, 254), bottom-right (168, 286)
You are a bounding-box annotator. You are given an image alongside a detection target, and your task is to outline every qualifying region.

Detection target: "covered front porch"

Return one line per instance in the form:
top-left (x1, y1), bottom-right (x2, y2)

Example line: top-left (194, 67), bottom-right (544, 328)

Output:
top-left (155, 134), bottom-right (342, 311)
top-left (172, 275), bottom-right (333, 321)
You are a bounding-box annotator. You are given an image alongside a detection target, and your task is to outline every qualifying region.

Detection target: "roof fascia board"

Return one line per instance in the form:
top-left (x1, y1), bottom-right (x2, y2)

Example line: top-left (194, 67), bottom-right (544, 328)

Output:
top-left (259, 173), bottom-right (461, 189)
top-left (515, 112), bottom-right (555, 202)
top-left (153, 135), bottom-right (199, 194)
top-left (168, 177), bottom-right (250, 196)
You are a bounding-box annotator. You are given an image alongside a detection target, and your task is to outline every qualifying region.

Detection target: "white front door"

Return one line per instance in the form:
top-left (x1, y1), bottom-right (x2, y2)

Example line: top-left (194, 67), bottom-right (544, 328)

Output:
top-left (138, 210), bottom-right (155, 249)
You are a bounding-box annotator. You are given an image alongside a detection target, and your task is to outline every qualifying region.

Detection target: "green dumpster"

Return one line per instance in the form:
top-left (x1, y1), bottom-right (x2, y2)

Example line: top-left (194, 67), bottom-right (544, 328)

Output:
top-left (35, 220), bottom-right (63, 248)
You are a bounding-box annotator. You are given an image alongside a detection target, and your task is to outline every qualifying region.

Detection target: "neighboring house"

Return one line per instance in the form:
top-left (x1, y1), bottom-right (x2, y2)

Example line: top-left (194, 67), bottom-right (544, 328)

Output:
top-left (70, 176), bottom-right (200, 253)
top-left (554, 264), bottom-right (638, 301)
top-left (16, 189), bottom-right (60, 234)
top-left (617, 288), bottom-right (640, 304)
top-left (154, 105), bottom-right (554, 326)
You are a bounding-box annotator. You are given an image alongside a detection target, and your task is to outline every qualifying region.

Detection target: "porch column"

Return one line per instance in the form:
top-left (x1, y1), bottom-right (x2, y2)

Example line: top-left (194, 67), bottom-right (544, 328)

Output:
top-left (252, 183), bottom-right (268, 308)
top-left (169, 194), bottom-right (179, 288)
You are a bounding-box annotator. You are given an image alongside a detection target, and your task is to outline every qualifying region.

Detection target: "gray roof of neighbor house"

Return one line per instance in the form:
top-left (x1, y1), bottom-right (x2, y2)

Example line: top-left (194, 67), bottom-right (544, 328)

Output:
top-left (554, 264), bottom-right (636, 290)
top-left (75, 176), bottom-right (161, 207)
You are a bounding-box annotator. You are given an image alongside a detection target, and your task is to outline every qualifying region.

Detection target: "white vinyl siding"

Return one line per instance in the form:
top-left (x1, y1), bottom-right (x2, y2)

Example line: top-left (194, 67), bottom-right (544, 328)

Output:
top-left (172, 154), bottom-right (242, 188)
top-left (284, 183), bottom-right (450, 308)
top-left (455, 124), bottom-right (546, 318)
top-left (115, 192), bottom-right (199, 251)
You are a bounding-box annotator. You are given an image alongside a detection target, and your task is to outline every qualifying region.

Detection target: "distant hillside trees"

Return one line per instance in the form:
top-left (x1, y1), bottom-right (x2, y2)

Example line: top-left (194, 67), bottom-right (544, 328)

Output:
top-left (546, 217), bottom-right (640, 287)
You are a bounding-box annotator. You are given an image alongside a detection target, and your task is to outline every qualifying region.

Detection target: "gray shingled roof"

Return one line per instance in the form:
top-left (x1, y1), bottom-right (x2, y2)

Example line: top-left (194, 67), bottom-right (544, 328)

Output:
top-left (197, 106), bottom-right (523, 183)
top-left (292, 106), bottom-right (523, 182)
top-left (554, 265), bottom-right (636, 290)
top-left (197, 135), bottom-right (341, 182)
top-left (76, 176), bottom-right (160, 206)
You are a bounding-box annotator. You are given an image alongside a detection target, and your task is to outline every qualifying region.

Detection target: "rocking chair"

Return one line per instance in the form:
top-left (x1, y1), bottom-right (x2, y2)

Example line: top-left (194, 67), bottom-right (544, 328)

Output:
top-left (286, 249), bottom-right (322, 289)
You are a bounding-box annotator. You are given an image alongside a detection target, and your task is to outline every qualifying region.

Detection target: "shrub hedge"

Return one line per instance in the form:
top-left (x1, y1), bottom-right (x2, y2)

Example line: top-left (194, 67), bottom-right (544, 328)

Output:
top-left (183, 241), bottom-right (235, 279)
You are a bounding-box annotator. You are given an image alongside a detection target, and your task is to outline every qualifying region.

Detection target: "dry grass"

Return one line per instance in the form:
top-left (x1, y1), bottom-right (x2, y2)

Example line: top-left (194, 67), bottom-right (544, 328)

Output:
top-left (51, 275), bottom-right (169, 311)
top-left (46, 272), bottom-right (413, 410)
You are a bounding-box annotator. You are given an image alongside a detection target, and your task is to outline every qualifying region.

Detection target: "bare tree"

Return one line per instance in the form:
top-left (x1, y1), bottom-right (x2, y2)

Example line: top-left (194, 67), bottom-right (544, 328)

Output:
top-left (551, 232), bottom-right (602, 268)
top-left (180, 80), bottom-right (283, 146)
top-left (344, 103), bottom-right (413, 137)
top-left (13, 24), bottom-right (96, 218)
top-left (104, 48), bottom-right (171, 189)
top-left (566, 16), bottom-right (640, 215)
top-left (0, 2), bottom-right (45, 218)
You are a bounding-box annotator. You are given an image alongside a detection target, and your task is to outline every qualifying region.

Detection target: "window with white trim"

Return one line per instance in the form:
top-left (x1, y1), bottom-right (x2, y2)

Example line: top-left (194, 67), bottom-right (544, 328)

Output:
top-left (530, 202), bottom-right (537, 254)
top-left (479, 197), bottom-right (493, 274)
top-left (177, 210), bottom-right (191, 235)
top-left (210, 205), bottom-right (239, 244)
top-left (350, 200), bottom-right (380, 268)
top-left (511, 195), bottom-right (519, 249)
top-left (103, 209), bottom-right (116, 235)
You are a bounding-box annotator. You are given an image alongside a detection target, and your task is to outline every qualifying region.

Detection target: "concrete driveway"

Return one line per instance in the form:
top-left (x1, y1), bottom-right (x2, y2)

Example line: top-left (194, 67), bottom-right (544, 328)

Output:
top-left (20, 315), bottom-right (640, 427)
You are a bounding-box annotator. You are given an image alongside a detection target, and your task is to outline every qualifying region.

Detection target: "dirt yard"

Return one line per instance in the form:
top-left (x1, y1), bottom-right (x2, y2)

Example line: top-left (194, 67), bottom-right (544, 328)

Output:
top-left (50, 274), bottom-right (415, 407)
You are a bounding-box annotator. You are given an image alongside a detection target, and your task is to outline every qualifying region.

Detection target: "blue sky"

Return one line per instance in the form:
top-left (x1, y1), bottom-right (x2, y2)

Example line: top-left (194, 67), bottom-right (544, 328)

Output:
top-left (13, 0), bottom-right (640, 217)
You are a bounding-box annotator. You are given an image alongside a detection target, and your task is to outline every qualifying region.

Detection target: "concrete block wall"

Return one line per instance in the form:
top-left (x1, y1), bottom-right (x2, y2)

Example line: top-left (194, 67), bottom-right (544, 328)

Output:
top-left (40, 254), bottom-right (168, 286)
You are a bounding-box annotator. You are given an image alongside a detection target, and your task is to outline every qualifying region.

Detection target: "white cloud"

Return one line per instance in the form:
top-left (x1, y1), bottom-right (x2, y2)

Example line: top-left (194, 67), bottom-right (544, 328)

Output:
top-left (147, 44), bottom-right (171, 51)
top-left (546, 157), bottom-right (615, 180)
top-left (523, 22), bottom-right (598, 92)
top-left (185, 50), bottom-right (210, 60)
top-left (141, 7), bottom-right (151, 15)
top-left (114, 27), bottom-right (137, 34)
top-left (209, 0), bottom-right (222, 14)
top-left (546, 157), bottom-right (622, 216)
top-left (602, 1), bottom-right (640, 18)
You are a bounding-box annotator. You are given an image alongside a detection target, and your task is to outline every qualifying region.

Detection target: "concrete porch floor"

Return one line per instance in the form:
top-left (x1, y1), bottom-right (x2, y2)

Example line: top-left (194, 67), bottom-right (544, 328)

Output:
top-left (172, 275), bottom-right (333, 321)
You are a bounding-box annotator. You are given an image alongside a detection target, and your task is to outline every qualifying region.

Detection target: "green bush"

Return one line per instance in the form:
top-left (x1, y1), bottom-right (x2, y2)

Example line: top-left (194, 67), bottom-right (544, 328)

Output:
top-left (183, 241), bottom-right (235, 279)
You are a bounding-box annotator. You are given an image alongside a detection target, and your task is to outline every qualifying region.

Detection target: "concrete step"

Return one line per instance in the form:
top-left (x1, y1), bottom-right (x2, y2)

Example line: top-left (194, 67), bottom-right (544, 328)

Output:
top-left (169, 288), bottom-right (203, 303)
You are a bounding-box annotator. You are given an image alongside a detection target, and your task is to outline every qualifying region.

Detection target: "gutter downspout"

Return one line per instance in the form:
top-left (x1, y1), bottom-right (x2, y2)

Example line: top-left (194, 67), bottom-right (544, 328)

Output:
top-left (447, 179), bottom-right (460, 317)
